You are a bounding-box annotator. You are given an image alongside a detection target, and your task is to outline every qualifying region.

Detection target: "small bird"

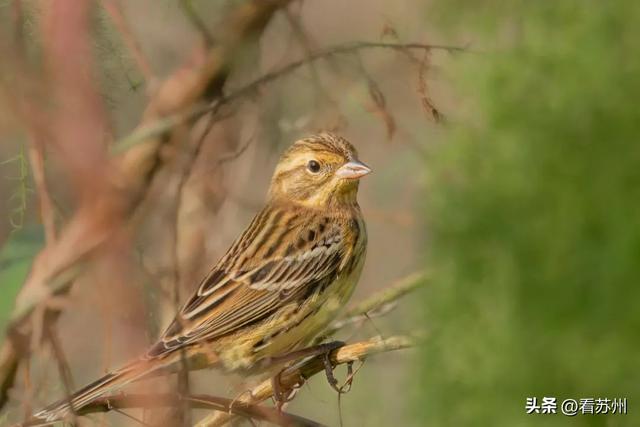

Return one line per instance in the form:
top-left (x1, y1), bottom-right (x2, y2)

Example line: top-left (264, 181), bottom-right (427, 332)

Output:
top-left (33, 132), bottom-right (370, 423)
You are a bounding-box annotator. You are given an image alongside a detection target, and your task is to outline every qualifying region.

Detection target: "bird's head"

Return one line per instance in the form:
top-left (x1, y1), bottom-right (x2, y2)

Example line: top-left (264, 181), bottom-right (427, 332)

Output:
top-left (268, 133), bottom-right (371, 208)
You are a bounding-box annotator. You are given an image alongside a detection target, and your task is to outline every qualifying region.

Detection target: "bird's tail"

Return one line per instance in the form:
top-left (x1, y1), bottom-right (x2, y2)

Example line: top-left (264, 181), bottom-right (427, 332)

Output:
top-left (31, 356), bottom-right (167, 424)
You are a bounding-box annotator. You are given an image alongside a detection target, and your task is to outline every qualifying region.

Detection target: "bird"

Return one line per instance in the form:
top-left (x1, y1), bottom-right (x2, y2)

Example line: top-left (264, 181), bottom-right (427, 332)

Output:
top-left (32, 132), bottom-right (371, 423)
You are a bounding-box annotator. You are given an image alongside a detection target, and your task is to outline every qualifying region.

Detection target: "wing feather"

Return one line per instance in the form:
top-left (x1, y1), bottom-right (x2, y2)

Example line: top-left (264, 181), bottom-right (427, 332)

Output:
top-left (152, 205), bottom-right (346, 356)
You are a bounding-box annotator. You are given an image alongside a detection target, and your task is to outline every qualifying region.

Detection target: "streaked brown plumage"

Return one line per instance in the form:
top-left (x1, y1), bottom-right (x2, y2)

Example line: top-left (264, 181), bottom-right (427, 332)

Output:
top-left (33, 132), bottom-right (370, 423)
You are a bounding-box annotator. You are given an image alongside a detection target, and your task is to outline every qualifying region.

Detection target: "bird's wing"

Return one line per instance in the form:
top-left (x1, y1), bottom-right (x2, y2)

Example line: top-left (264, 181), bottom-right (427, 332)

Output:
top-left (147, 206), bottom-right (347, 357)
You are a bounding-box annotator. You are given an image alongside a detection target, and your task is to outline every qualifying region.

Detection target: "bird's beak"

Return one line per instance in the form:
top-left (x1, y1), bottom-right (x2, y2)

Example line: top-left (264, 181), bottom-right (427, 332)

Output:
top-left (335, 160), bottom-right (372, 180)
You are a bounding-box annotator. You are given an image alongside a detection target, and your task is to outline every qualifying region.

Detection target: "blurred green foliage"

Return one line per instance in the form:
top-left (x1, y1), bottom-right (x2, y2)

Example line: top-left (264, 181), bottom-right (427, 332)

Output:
top-left (1, 142), bottom-right (40, 335)
top-left (418, 1), bottom-right (640, 426)
top-left (0, 227), bottom-right (40, 334)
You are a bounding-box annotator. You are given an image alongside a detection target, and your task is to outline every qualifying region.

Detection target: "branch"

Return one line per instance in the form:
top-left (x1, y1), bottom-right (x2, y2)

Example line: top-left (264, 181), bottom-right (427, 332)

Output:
top-left (27, 145), bottom-right (56, 244)
top-left (196, 336), bottom-right (414, 427)
top-left (113, 41), bottom-right (467, 151)
top-left (355, 53), bottom-right (397, 140)
top-left (0, 343), bottom-right (19, 412)
top-left (1, 0), bottom-right (103, 409)
top-left (181, 0), bottom-right (215, 45)
top-left (7, 0), bottom-right (293, 340)
top-left (220, 41), bottom-right (467, 103)
top-left (19, 393), bottom-right (324, 427)
top-left (196, 272), bottom-right (426, 426)
top-left (0, 0), bottom-right (292, 412)
top-left (100, 0), bottom-right (154, 83)
top-left (43, 325), bottom-right (78, 425)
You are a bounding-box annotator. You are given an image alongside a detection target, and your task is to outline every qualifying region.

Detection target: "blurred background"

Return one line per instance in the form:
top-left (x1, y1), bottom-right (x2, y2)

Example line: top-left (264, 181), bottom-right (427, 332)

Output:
top-left (419, 1), bottom-right (640, 426)
top-left (1, 0), bottom-right (638, 426)
top-left (1, 1), bottom-right (437, 426)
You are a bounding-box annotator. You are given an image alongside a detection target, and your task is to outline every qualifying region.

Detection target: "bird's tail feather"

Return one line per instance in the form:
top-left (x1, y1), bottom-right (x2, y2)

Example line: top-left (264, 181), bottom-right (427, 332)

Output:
top-left (32, 357), bottom-right (166, 423)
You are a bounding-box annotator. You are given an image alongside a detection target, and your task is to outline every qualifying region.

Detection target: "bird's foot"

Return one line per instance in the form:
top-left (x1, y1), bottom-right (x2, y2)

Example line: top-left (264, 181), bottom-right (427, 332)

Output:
top-left (319, 341), bottom-right (356, 393)
top-left (266, 340), bottom-right (347, 409)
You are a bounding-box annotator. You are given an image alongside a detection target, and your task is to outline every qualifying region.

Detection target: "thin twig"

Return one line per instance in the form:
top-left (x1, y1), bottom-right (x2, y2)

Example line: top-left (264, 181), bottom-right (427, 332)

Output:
top-left (27, 145), bottom-right (56, 243)
top-left (354, 53), bottom-right (396, 140)
top-left (0, 0), bottom-right (293, 414)
top-left (283, 9), bottom-right (336, 109)
top-left (415, 49), bottom-right (442, 123)
top-left (19, 359), bottom-right (32, 421)
top-left (220, 41), bottom-right (467, 103)
top-left (113, 41), bottom-right (467, 152)
top-left (336, 360), bottom-right (364, 427)
top-left (113, 408), bottom-right (152, 426)
top-left (0, 345), bottom-right (18, 408)
top-left (180, 0), bottom-right (214, 45)
top-left (217, 128), bottom-right (256, 165)
top-left (19, 393), bottom-right (325, 427)
top-left (168, 105), bottom-right (226, 427)
top-left (43, 325), bottom-right (77, 425)
top-left (101, 0), bottom-right (154, 82)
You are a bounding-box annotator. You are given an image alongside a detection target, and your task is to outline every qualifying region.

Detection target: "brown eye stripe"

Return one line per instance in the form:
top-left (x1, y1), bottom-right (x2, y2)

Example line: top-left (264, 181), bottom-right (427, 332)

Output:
top-left (273, 165), bottom-right (300, 182)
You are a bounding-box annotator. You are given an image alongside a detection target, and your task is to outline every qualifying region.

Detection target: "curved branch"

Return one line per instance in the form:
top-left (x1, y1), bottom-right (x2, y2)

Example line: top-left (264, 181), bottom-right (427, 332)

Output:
top-left (19, 393), bottom-right (323, 427)
top-left (0, 0), bottom-right (292, 412)
top-left (196, 335), bottom-right (414, 427)
top-left (113, 41), bottom-right (467, 151)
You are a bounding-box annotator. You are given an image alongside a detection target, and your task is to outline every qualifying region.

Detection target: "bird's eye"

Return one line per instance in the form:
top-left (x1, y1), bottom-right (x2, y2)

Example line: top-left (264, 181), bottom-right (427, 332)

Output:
top-left (307, 160), bottom-right (321, 173)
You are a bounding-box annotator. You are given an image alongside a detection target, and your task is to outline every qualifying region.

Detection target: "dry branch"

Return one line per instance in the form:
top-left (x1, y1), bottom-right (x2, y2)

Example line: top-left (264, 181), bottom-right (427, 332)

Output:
top-left (12, 271), bottom-right (423, 425)
top-left (101, 0), bottom-right (154, 83)
top-left (1, 0), bottom-right (105, 408)
top-left (0, 0), bottom-right (291, 411)
top-left (355, 54), bottom-right (397, 140)
top-left (414, 49), bottom-right (442, 123)
top-left (195, 271), bottom-right (427, 426)
top-left (1, 2), bottom-right (442, 419)
top-left (114, 42), bottom-right (466, 152)
top-left (196, 336), bottom-right (414, 427)
top-left (19, 393), bottom-right (323, 427)
top-left (27, 146), bottom-right (56, 244)
top-left (180, 0), bottom-right (215, 45)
